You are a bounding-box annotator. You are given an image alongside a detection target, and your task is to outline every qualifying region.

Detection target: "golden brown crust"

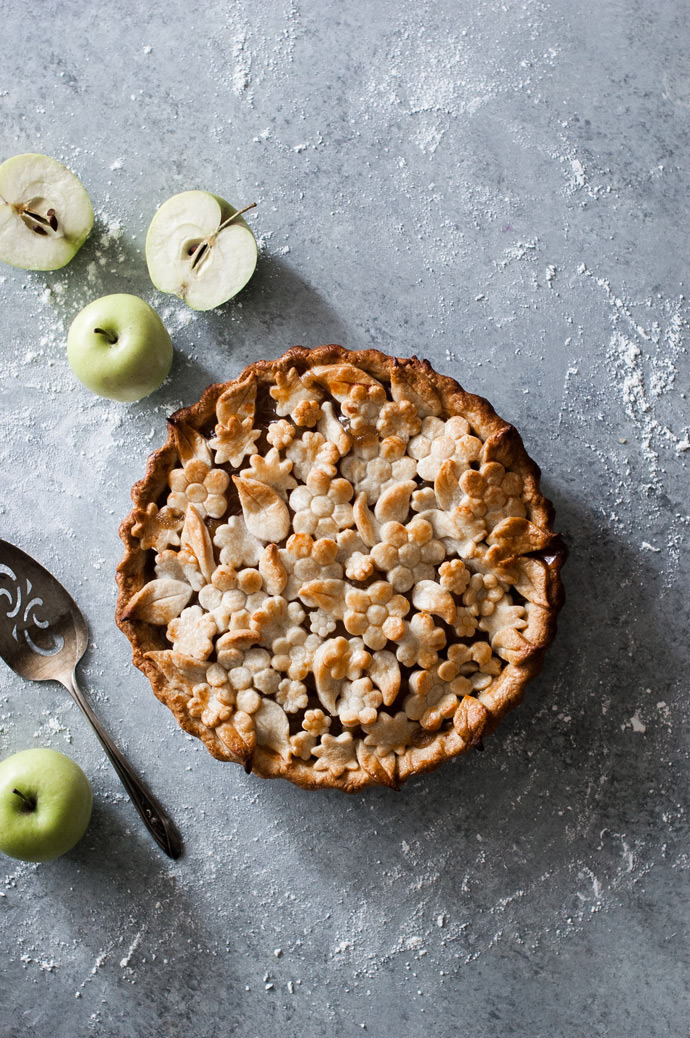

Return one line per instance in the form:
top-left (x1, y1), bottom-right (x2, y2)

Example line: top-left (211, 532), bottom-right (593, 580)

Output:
top-left (116, 345), bottom-right (566, 792)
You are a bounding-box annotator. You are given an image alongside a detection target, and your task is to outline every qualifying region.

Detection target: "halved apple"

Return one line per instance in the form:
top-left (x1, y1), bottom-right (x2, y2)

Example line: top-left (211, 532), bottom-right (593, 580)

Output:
top-left (145, 190), bottom-right (257, 311)
top-left (0, 153), bottom-right (93, 270)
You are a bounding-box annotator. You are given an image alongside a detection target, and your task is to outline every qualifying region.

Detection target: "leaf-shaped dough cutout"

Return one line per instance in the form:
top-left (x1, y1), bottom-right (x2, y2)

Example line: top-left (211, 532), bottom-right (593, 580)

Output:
top-left (390, 360), bottom-right (443, 417)
top-left (169, 419), bottom-right (212, 466)
top-left (216, 371), bottom-right (257, 428)
top-left (298, 579), bottom-right (347, 618)
top-left (254, 699), bottom-right (290, 758)
top-left (411, 580), bottom-right (456, 625)
top-left (181, 504), bottom-right (215, 583)
top-left (356, 740), bottom-right (399, 789)
top-left (369, 650), bottom-right (400, 707)
top-left (374, 481), bottom-right (416, 524)
top-left (216, 714), bottom-right (256, 765)
top-left (434, 459), bottom-right (462, 512)
top-left (312, 637), bottom-right (349, 714)
top-left (123, 579), bottom-right (192, 624)
top-left (453, 694), bottom-right (490, 747)
top-left (232, 475), bottom-right (290, 543)
top-left (353, 492), bottom-right (379, 547)
top-left (306, 363), bottom-right (384, 402)
top-left (144, 649), bottom-right (208, 689)
top-left (512, 557), bottom-right (550, 607)
top-left (259, 543), bottom-right (287, 595)
top-left (317, 400), bottom-right (352, 456)
top-left (487, 517), bottom-right (553, 558)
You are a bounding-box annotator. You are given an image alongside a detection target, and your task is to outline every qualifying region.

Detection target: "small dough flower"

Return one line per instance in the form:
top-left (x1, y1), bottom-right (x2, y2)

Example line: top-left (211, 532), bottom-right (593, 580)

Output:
top-left (168, 460), bottom-right (230, 519)
top-left (276, 678), bottom-right (309, 713)
top-left (198, 567), bottom-right (267, 633)
top-left (266, 418), bottom-right (296, 450)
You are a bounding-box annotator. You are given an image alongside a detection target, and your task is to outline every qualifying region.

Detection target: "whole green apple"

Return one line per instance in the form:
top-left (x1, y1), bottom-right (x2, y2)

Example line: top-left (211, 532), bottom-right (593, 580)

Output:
top-left (67, 293), bottom-right (173, 402)
top-left (0, 152), bottom-right (93, 270)
top-left (0, 748), bottom-right (92, 862)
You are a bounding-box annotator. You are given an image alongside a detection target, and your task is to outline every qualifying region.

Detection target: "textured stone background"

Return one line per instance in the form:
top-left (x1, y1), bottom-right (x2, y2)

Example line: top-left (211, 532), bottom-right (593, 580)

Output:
top-left (1, 1), bottom-right (688, 1035)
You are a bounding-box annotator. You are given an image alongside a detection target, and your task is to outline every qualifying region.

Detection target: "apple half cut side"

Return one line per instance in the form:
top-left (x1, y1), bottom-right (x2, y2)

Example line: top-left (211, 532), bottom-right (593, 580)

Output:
top-left (145, 190), bottom-right (258, 311)
top-left (0, 153), bottom-right (93, 270)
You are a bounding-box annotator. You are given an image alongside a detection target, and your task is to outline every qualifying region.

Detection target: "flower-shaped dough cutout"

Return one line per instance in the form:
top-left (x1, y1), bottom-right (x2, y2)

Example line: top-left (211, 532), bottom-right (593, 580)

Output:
top-left (336, 677), bottom-right (382, 727)
top-left (226, 648), bottom-right (281, 700)
top-left (209, 416), bottom-right (261, 468)
top-left (344, 581), bottom-right (409, 650)
top-left (266, 418), bottom-right (296, 451)
top-left (312, 731), bottom-right (359, 777)
top-left (341, 451), bottom-right (417, 505)
top-left (214, 515), bottom-right (264, 569)
top-left (166, 605), bottom-right (217, 660)
top-left (363, 711), bottom-right (418, 755)
top-left (276, 678), bottom-right (309, 713)
top-left (251, 596), bottom-right (306, 647)
top-left (438, 640), bottom-right (501, 692)
top-left (279, 533), bottom-right (343, 599)
top-left (408, 416), bottom-right (483, 481)
top-left (376, 399), bottom-right (422, 441)
top-left (370, 517), bottom-right (446, 593)
top-left (168, 460), bottom-right (230, 520)
top-left (289, 469), bottom-right (354, 540)
top-left (395, 611), bottom-right (447, 670)
top-left (132, 502), bottom-right (183, 553)
top-left (402, 667), bottom-right (466, 731)
top-left (239, 448), bottom-right (297, 499)
top-left (286, 430), bottom-right (339, 482)
top-left (271, 625), bottom-right (322, 682)
top-left (198, 568), bottom-right (267, 633)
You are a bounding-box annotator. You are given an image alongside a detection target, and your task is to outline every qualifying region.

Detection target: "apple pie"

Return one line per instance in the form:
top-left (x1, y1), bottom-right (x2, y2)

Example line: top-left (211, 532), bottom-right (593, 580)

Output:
top-left (116, 346), bottom-right (565, 791)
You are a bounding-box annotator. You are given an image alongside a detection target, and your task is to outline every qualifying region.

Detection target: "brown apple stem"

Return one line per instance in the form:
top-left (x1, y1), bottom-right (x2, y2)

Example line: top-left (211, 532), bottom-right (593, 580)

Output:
top-left (94, 327), bottom-right (118, 344)
top-left (12, 788), bottom-right (37, 812)
top-left (217, 201), bottom-right (257, 233)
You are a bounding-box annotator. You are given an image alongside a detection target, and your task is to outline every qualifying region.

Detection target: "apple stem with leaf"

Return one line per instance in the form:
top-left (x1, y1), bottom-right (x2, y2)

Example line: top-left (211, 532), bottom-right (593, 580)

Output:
top-left (189, 201), bottom-right (257, 272)
top-left (12, 788), bottom-right (37, 813)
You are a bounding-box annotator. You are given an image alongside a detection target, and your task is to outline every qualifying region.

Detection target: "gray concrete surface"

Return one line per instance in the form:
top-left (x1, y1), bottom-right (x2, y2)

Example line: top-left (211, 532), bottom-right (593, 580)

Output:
top-left (0, 1), bottom-right (688, 1035)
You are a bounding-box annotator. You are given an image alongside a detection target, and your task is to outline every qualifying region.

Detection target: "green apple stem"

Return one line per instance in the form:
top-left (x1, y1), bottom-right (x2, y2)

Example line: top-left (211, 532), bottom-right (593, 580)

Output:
top-left (216, 201), bottom-right (257, 234)
top-left (93, 327), bottom-right (118, 345)
top-left (12, 788), bottom-right (37, 812)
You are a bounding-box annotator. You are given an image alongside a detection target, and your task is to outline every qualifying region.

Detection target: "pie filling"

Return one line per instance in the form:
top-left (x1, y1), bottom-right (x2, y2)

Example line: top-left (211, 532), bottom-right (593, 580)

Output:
top-left (117, 350), bottom-right (565, 789)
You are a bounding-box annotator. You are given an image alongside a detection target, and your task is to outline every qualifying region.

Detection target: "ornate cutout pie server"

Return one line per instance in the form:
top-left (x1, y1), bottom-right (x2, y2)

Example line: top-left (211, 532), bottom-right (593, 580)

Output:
top-left (0, 539), bottom-right (182, 859)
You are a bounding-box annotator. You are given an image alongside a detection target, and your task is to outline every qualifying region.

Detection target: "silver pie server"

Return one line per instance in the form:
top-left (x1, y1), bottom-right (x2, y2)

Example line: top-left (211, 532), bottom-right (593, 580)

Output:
top-left (0, 539), bottom-right (182, 859)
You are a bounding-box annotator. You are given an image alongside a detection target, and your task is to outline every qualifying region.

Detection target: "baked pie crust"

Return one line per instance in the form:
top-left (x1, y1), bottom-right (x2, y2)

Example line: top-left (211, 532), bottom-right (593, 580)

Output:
top-left (116, 345), bottom-right (565, 791)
